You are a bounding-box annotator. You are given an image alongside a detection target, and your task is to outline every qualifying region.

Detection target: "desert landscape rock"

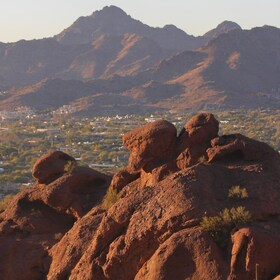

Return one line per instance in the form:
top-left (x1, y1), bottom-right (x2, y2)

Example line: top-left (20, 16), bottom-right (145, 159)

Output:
top-left (0, 112), bottom-right (279, 279)
top-left (32, 151), bottom-right (76, 184)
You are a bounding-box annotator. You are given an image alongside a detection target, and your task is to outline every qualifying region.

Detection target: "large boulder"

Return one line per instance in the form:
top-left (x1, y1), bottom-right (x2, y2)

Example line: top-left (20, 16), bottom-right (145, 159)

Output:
top-left (184, 112), bottom-right (219, 145)
top-left (0, 152), bottom-right (111, 280)
top-left (207, 134), bottom-right (277, 163)
top-left (36, 166), bottom-right (111, 218)
top-left (230, 226), bottom-right (280, 280)
top-left (32, 151), bottom-right (76, 184)
top-left (123, 120), bottom-right (177, 172)
top-left (47, 207), bottom-right (105, 280)
top-left (177, 113), bottom-right (219, 168)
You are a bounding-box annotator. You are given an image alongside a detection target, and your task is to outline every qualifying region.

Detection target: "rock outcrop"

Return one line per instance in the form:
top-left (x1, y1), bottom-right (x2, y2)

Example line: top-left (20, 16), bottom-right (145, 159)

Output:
top-left (0, 153), bottom-right (111, 280)
top-left (0, 113), bottom-right (279, 280)
top-left (32, 151), bottom-right (76, 184)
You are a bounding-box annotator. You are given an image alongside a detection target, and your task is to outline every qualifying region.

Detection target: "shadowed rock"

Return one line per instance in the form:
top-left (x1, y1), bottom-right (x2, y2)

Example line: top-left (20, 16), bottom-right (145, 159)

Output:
top-left (207, 133), bottom-right (277, 163)
top-left (32, 151), bottom-right (76, 184)
top-left (177, 113), bottom-right (219, 168)
top-left (230, 226), bottom-right (280, 280)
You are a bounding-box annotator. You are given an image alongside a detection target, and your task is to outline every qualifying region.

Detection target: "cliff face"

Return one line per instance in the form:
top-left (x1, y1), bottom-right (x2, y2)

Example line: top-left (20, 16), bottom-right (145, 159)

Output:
top-left (0, 113), bottom-right (280, 280)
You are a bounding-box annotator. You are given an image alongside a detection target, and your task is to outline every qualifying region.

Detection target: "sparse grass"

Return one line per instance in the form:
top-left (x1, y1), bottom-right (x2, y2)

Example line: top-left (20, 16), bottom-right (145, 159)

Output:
top-left (201, 206), bottom-right (252, 248)
top-left (0, 194), bottom-right (15, 212)
top-left (64, 160), bottom-right (77, 174)
top-left (197, 155), bottom-right (208, 164)
top-left (101, 187), bottom-right (119, 210)
top-left (228, 185), bottom-right (248, 199)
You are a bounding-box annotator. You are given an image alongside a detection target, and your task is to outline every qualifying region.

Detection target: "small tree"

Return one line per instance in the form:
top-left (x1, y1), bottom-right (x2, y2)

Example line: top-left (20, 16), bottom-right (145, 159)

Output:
top-left (201, 206), bottom-right (252, 248)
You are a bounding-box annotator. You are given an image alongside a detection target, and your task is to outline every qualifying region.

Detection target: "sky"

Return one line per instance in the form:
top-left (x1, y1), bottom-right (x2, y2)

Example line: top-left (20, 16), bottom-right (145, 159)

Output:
top-left (0, 0), bottom-right (280, 43)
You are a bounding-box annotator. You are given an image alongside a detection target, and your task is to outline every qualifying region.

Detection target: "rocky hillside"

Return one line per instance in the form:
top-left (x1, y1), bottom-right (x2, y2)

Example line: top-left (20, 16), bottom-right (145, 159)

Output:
top-left (0, 6), bottom-right (229, 87)
top-left (0, 5), bottom-right (241, 89)
top-left (203, 21), bottom-right (242, 39)
top-left (0, 113), bottom-right (280, 279)
top-left (2, 25), bottom-right (280, 114)
top-left (55, 5), bottom-right (206, 52)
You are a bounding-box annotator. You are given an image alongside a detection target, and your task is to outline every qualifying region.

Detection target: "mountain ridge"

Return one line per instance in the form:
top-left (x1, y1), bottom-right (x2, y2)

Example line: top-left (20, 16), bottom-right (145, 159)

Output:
top-left (1, 25), bottom-right (279, 115)
top-left (0, 6), bottom-right (279, 114)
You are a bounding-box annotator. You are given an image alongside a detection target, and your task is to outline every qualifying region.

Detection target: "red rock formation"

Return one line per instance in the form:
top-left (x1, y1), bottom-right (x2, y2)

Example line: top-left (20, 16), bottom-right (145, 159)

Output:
top-left (230, 226), bottom-right (280, 279)
top-left (48, 207), bottom-right (105, 280)
top-left (32, 151), bottom-right (76, 184)
top-left (110, 168), bottom-right (140, 192)
top-left (177, 113), bottom-right (219, 169)
top-left (0, 153), bottom-right (110, 280)
top-left (123, 119), bottom-right (177, 171)
top-left (207, 133), bottom-right (277, 163)
top-left (0, 113), bottom-right (280, 280)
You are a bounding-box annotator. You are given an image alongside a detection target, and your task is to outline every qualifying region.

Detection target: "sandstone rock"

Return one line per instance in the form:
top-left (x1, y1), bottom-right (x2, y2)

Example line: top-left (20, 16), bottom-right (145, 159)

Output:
top-left (207, 134), bottom-right (277, 163)
top-left (0, 154), bottom-right (111, 280)
top-left (1, 115), bottom-right (280, 280)
top-left (176, 113), bottom-right (219, 168)
top-left (230, 226), bottom-right (280, 279)
top-left (32, 151), bottom-right (76, 184)
top-left (110, 168), bottom-right (140, 192)
top-left (36, 166), bottom-right (111, 218)
top-left (135, 228), bottom-right (228, 280)
top-left (123, 120), bottom-right (177, 171)
top-left (47, 207), bottom-right (105, 280)
top-left (184, 112), bottom-right (219, 145)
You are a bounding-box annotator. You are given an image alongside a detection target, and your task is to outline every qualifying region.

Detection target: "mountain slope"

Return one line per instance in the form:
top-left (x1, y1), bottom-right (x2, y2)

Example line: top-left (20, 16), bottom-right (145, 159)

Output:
top-left (203, 21), bottom-right (242, 39)
top-left (57, 33), bottom-right (172, 80)
top-left (55, 5), bottom-right (206, 52)
top-left (0, 6), bottom-right (243, 89)
top-left (1, 26), bottom-right (280, 114)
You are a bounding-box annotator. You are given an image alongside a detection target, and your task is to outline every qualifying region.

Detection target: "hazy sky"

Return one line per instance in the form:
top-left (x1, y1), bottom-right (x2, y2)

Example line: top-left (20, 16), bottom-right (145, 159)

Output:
top-left (1, 0), bottom-right (280, 43)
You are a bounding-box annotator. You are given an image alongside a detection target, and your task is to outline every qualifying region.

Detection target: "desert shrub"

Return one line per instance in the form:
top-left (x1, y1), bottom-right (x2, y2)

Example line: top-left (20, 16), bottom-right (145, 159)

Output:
top-left (228, 185), bottom-right (248, 199)
top-left (201, 206), bottom-right (252, 248)
top-left (0, 194), bottom-right (15, 211)
top-left (101, 187), bottom-right (119, 210)
top-left (64, 160), bottom-right (77, 174)
top-left (198, 155), bottom-right (208, 163)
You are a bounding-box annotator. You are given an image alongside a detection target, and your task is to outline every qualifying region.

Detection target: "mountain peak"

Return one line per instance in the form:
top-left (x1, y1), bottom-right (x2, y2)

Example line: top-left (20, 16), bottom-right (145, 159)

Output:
top-left (204, 20), bottom-right (242, 39)
top-left (92, 5), bottom-right (128, 17)
top-left (216, 20), bottom-right (242, 31)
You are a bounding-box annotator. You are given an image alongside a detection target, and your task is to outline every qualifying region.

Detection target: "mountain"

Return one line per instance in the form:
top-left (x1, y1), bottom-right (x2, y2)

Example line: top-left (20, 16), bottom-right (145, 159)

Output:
top-left (0, 113), bottom-right (280, 279)
top-left (0, 6), bottom-right (279, 113)
top-left (203, 21), bottom-right (242, 39)
top-left (0, 6), bottom-right (242, 89)
top-left (0, 34), bottom-right (170, 87)
top-left (2, 25), bottom-right (280, 114)
top-left (55, 5), bottom-right (206, 52)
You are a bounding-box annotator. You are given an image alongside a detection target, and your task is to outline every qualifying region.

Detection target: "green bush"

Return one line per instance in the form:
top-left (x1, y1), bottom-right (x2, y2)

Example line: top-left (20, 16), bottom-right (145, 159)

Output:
top-left (201, 206), bottom-right (252, 248)
top-left (101, 187), bottom-right (119, 210)
top-left (228, 185), bottom-right (248, 199)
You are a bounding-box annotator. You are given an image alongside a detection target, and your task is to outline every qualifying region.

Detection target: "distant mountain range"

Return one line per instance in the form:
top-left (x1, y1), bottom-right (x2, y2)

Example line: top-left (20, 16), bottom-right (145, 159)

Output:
top-left (0, 5), bottom-right (279, 115)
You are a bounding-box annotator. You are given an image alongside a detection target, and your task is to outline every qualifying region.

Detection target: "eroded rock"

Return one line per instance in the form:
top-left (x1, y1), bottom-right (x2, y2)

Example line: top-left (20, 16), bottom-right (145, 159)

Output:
top-left (1, 113), bottom-right (280, 280)
top-left (123, 120), bottom-right (177, 172)
top-left (32, 151), bottom-right (76, 184)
